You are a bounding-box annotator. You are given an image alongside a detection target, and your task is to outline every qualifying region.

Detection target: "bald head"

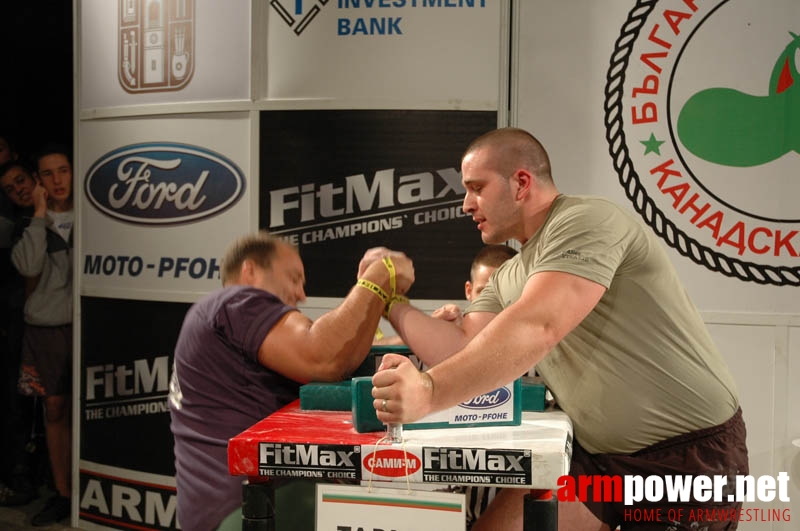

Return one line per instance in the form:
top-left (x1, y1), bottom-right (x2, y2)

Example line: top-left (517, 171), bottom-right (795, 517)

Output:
top-left (463, 127), bottom-right (553, 184)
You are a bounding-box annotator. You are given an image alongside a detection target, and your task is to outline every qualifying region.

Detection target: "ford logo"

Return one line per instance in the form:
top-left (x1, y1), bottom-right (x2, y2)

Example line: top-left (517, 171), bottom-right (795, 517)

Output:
top-left (460, 386), bottom-right (512, 410)
top-left (85, 142), bottom-right (245, 225)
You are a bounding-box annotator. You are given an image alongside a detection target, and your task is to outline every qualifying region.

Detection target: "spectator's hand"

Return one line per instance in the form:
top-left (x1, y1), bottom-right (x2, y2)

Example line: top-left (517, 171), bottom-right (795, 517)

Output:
top-left (431, 303), bottom-right (463, 327)
top-left (372, 354), bottom-right (433, 424)
top-left (31, 184), bottom-right (48, 217)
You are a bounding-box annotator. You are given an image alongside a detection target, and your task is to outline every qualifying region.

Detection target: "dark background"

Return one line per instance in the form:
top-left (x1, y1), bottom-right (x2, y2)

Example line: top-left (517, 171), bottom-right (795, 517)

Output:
top-left (260, 109), bottom-right (492, 300)
top-left (1, 1), bottom-right (73, 161)
top-left (81, 297), bottom-right (190, 474)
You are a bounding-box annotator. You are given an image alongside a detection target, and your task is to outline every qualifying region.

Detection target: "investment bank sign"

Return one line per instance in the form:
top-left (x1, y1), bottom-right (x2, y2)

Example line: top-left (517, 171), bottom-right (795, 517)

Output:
top-left (270, 0), bottom-right (488, 36)
top-left (606, 0), bottom-right (800, 286)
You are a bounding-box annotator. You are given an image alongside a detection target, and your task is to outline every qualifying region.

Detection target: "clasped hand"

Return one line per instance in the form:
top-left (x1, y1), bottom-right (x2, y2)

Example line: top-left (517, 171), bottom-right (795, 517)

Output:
top-left (371, 353), bottom-right (433, 425)
top-left (358, 247), bottom-right (415, 295)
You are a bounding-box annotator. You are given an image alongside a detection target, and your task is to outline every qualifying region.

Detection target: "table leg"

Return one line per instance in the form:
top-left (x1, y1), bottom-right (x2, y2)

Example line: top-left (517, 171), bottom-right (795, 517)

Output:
top-left (524, 489), bottom-right (558, 531)
top-left (242, 480), bottom-right (276, 531)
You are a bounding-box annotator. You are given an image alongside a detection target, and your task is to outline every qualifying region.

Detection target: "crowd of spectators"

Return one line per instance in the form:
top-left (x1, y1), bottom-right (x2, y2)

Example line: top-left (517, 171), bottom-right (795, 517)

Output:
top-left (0, 133), bottom-right (74, 526)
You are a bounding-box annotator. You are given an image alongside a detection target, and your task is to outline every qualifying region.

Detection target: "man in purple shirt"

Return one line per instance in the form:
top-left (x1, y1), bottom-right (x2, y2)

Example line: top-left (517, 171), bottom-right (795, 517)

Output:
top-left (169, 231), bottom-right (414, 531)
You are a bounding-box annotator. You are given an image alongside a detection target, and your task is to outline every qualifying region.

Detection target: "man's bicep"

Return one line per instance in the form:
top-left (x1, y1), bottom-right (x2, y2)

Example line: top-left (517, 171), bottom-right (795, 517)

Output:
top-left (517, 271), bottom-right (605, 342)
top-left (256, 310), bottom-right (318, 383)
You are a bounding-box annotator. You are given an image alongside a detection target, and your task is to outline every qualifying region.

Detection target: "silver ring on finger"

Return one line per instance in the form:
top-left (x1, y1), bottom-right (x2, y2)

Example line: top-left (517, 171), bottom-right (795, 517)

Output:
top-left (381, 399), bottom-right (388, 412)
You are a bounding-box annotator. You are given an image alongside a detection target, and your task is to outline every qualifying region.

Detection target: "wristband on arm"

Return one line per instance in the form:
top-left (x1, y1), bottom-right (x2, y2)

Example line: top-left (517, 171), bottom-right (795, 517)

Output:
top-left (356, 278), bottom-right (389, 304)
top-left (356, 257), bottom-right (410, 318)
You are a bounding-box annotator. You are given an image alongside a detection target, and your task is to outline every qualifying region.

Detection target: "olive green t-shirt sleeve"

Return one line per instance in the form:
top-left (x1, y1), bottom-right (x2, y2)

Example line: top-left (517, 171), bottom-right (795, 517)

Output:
top-left (528, 199), bottom-right (634, 289)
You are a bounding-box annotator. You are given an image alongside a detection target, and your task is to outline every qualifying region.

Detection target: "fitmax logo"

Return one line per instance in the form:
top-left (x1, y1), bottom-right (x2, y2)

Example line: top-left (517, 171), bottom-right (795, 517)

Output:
top-left (86, 356), bottom-right (170, 401)
top-left (260, 443), bottom-right (356, 467)
top-left (271, 0), bottom-right (328, 35)
top-left (424, 448), bottom-right (526, 472)
top-left (268, 167), bottom-right (463, 228)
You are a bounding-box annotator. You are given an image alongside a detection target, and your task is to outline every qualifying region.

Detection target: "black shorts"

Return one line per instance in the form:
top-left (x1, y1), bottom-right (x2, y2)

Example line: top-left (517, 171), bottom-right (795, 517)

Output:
top-left (18, 323), bottom-right (72, 397)
top-left (569, 408), bottom-right (749, 530)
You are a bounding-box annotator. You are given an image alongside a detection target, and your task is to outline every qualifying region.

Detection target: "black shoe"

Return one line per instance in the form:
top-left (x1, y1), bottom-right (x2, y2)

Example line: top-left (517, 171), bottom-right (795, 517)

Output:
top-left (0, 481), bottom-right (35, 507)
top-left (31, 494), bottom-right (70, 526)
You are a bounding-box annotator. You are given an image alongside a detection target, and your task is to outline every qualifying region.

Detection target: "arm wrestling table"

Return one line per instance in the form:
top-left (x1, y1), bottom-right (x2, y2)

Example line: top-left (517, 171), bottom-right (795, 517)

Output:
top-left (228, 400), bottom-right (572, 530)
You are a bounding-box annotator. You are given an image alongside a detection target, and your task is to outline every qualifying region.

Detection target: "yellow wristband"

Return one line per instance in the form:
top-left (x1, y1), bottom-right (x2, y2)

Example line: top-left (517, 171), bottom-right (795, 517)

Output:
top-left (382, 256), bottom-right (396, 297)
top-left (384, 294), bottom-right (409, 319)
top-left (356, 278), bottom-right (389, 304)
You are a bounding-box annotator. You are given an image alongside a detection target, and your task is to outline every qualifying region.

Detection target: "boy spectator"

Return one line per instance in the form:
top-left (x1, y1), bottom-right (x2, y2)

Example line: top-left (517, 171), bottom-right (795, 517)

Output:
top-left (10, 144), bottom-right (74, 526)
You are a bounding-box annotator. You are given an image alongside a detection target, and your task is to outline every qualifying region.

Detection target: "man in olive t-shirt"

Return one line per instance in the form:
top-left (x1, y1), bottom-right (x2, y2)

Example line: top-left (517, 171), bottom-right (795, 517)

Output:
top-left (369, 128), bottom-right (748, 531)
top-left (468, 194), bottom-right (738, 455)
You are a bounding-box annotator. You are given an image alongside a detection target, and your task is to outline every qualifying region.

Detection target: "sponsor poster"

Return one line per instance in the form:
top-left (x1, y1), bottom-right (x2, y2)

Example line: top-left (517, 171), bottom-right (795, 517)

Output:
top-left (79, 462), bottom-right (178, 531)
top-left (316, 484), bottom-right (465, 531)
top-left (258, 442), bottom-right (363, 482)
top-left (79, 113), bottom-right (250, 299)
top-left (259, 110), bottom-right (494, 300)
top-left (80, 0), bottom-right (250, 109)
top-left (515, 0), bottom-right (798, 312)
top-left (263, 0), bottom-right (501, 104)
top-left (416, 446), bottom-right (532, 487)
top-left (414, 382), bottom-right (519, 428)
top-left (80, 297), bottom-right (190, 530)
top-left (360, 445), bottom-right (532, 487)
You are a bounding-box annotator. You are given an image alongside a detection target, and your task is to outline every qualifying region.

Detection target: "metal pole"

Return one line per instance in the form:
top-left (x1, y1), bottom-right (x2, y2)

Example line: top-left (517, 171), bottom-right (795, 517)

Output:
top-left (242, 480), bottom-right (276, 531)
top-left (524, 489), bottom-right (558, 531)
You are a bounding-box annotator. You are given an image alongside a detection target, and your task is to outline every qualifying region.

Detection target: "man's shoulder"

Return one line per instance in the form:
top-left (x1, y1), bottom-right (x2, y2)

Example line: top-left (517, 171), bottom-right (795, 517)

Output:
top-left (182, 286), bottom-right (288, 340)
top-left (550, 194), bottom-right (637, 228)
top-left (195, 285), bottom-right (281, 312)
top-left (201, 286), bottom-right (296, 320)
top-left (555, 194), bottom-right (623, 212)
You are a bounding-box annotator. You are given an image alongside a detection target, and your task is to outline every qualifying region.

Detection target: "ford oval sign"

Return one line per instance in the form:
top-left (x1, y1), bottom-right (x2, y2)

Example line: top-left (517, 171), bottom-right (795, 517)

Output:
top-left (460, 386), bottom-right (512, 410)
top-left (85, 143), bottom-right (245, 224)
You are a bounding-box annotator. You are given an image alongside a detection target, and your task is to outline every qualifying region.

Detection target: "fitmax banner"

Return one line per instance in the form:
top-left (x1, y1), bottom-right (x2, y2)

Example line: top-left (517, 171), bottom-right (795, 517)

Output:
top-left (79, 297), bottom-right (190, 529)
top-left (259, 110), bottom-right (495, 300)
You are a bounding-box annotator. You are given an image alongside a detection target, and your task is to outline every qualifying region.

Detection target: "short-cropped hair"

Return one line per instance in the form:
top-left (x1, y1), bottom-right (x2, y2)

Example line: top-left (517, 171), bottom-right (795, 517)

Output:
top-left (470, 244), bottom-right (518, 281)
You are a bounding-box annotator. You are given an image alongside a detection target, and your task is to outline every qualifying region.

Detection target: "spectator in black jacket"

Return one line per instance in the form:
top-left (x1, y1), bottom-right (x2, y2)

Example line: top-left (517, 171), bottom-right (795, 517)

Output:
top-left (0, 157), bottom-right (38, 507)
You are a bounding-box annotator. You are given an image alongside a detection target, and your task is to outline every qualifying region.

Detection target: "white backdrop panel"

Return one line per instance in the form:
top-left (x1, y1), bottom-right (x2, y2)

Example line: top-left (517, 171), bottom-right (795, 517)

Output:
top-left (79, 112), bottom-right (251, 298)
top-left (264, 0), bottom-right (501, 105)
top-left (708, 322), bottom-right (792, 530)
top-left (787, 326), bottom-right (800, 529)
top-left (515, 0), bottom-right (800, 312)
top-left (80, 0), bottom-right (250, 109)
